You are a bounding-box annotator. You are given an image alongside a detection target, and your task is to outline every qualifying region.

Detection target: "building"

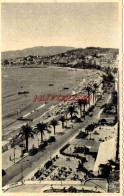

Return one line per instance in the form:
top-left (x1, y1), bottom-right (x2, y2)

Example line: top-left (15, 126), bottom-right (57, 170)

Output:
top-left (93, 138), bottom-right (116, 174)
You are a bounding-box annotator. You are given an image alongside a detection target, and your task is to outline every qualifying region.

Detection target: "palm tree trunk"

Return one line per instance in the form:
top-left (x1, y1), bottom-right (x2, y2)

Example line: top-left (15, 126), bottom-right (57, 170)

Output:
top-left (62, 122), bottom-right (64, 129)
top-left (80, 106), bottom-right (82, 118)
top-left (71, 113), bottom-right (73, 122)
top-left (95, 88), bottom-right (97, 102)
top-left (94, 93), bottom-right (96, 102)
top-left (54, 126), bottom-right (56, 135)
top-left (66, 120), bottom-right (67, 127)
top-left (65, 113), bottom-right (68, 127)
top-left (83, 105), bottom-right (86, 119)
top-left (93, 93), bottom-right (95, 104)
top-left (41, 132), bottom-right (43, 143)
top-left (88, 92), bottom-right (90, 106)
top-left (26, 137), bottom-right (28, 152)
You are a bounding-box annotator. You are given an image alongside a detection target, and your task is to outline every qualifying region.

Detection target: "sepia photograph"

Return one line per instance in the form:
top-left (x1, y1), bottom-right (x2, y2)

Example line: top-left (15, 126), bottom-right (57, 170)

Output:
top-left (1, 1), bottom-right (123, 194)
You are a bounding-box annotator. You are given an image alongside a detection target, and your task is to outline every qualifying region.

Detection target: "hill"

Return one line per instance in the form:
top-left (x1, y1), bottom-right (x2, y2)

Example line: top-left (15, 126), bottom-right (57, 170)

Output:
top-left (1, 46), bottom-right (75, 60)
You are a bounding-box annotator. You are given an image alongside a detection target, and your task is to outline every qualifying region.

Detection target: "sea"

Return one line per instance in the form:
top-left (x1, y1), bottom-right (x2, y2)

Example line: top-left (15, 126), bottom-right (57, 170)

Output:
top-left (2, 66), bottom-right (90, 137)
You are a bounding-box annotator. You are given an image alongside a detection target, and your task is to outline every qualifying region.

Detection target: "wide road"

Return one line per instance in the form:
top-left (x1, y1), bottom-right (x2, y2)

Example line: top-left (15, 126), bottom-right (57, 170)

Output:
top-left (2, 89), bottom-right (111, 187)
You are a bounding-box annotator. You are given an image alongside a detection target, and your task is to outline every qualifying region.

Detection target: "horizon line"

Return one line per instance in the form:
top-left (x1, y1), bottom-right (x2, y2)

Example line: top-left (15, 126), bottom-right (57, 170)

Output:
top-left (2, 45), bottom-right (119, 53)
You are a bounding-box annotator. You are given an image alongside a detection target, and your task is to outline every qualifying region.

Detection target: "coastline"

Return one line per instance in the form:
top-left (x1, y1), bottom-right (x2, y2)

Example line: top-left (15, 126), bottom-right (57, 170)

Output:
top-left (2, 67), bottom-right (89, 140)
top-left (2, 66), bottom-right (103, 160)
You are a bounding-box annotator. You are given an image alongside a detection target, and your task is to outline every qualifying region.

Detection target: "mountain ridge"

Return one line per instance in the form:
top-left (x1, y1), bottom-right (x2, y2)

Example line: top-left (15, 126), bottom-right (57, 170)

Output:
top-left (2, 46), bottom-right (75, 60)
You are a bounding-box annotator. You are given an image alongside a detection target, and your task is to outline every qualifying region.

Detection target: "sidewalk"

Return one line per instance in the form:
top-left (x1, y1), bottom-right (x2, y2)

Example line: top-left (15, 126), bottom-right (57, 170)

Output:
top-left (2, 122), bottom-right (67, 170)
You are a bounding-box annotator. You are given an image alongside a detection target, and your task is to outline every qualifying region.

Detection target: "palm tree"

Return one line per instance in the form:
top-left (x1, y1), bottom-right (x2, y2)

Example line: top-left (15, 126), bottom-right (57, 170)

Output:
top-left (99, 163), bottom-right (112, 178)
top-left (78, 99), bottom-right (83, 118)
top-left (59, 116), bottom-right (66, 129)
top-left (85, 124), bottom-right (95, 135)
top-left (92, 90), bottom-right (95, 103)
top-left (82, 100), bottom-right (87, 119)
top-left (50, 119), bottom-right (58, 135)
top-left (102, 74), bottom-right (107, 86)
top-left (102, 73), bottom-right (114, 86)
top-left (17, 124), bottom-right (34, 152)
top-left (68, 105), bottom-right (77, 122)
top-left (108, 73), bottom-right (114, 83)
top-left (93, 83), bottom-right (98, 103)
top-left (85, 86), bottom-right (92, 106)
top-left (35, 122), bottom-right (49, 143)
top-left (105, 66), bottom-right (111, 74)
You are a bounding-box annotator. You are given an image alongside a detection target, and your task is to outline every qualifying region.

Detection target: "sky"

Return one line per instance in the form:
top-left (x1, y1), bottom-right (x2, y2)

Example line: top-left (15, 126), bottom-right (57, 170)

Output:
top-left (1, 3), bottom-right (119, 52)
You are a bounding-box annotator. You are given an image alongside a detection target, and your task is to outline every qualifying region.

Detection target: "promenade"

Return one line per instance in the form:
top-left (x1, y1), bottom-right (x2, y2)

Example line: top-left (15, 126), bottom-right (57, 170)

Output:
top-left (2, 88), bottom-right (111, 187)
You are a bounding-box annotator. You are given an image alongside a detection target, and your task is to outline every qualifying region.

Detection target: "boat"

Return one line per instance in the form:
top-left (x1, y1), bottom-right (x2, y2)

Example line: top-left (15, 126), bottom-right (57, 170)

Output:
top-left (18, 90), bottom-right (29, 95)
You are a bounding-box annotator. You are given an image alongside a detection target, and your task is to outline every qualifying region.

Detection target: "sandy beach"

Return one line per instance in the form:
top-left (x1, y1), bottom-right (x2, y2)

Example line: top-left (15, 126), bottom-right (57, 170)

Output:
top-left (2, 67), bottom-right (103, 141)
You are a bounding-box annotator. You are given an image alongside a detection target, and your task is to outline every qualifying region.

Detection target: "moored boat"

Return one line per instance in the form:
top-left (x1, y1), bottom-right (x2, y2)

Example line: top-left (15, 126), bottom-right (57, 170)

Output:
top-left (18, 91), bottom-right (29, 94)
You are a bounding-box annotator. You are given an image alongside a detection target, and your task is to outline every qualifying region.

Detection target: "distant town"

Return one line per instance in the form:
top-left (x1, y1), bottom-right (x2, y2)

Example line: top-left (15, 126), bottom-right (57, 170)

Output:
top-left (2, 47), bottom-right (119, 71)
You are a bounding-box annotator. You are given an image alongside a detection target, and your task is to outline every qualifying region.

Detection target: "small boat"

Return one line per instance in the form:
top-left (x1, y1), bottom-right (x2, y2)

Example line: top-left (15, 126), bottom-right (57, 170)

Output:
top-left (49, 84), bottom-right (53, 86)
top-left (18, 91), bottom-right (29, 95)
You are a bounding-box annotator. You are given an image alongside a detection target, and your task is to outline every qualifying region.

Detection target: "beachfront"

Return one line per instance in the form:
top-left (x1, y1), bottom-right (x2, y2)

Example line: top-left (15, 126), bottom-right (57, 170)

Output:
top-left (2, 66), bottom-right (119, 193)
top-left (1, 41), bottom-right (120, 194)
top-left (1, 1), bottom-right (121, 193)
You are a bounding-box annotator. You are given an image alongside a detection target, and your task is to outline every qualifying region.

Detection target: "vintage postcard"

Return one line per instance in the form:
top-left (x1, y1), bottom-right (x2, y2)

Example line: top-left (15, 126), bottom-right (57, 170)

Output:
top-left (1, 0), bottom-right (123, 195)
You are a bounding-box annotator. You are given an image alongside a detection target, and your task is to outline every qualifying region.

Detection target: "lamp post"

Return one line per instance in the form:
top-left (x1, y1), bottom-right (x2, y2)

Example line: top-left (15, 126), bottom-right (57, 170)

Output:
top-left (10, 146), bottom-right (16, 164)
top-left (21, 151), bottom-right (24, 182)
top-left (20, 144), bottom-right (25, 183)
top-left (13, 146), bottom-right (16, 164)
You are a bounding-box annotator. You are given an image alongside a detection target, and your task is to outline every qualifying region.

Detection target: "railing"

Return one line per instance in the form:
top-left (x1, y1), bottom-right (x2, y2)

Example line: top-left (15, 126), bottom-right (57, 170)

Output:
top-left (3, 180), bottom-right (106, 193)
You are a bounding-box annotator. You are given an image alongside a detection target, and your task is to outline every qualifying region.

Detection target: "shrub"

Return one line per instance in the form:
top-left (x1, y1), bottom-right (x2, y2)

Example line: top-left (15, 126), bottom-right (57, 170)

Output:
top-left (44, 160), bottom-right (52, 169)
top-left (72, 115), bottom-right (78, 120)
top-left (11, 143), bottom-right (15, 148)
top-left (34, 170), bottom-right (42, 178)
top-left (85, 123), bottom-right (96, 132)
top-left (29, 147), bottom-right (38, 156)
top-left (76, 131), bottom-right (88, 139)
top-left (87, 105), bottom-right (95, 113)
top-left (75, 117), bottom-right (82, 123)
top-left (48, 136), bottom-right (56, 143)
top-left (74, 147), bottom-right (89, 155)
top-left (99, 119), bottom-right (107, 125)
top-left (68, 186), bottom-right (77, 193)
top-left (39, 141), bottom-right (48, 149)
top-left (44, 140), bottom-right (48, 146)
top-left (99, 163), bottom-right (112, 178)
